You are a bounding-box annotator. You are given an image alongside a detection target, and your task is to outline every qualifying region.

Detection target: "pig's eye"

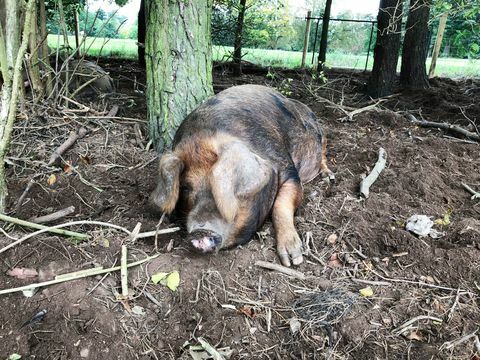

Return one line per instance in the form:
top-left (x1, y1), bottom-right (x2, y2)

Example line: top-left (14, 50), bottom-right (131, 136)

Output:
top-left (181, 185), bottom-right (192, 196)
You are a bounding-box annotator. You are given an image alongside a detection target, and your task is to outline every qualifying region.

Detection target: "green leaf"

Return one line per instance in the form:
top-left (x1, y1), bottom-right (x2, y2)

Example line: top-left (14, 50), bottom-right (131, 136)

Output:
top-left (165, 271), bottom-right (180, 291)
top-left (8, 354), bottom-right (22, 360)
top-left (359, 287), bottom-right (374, 297)
top-left (151, 271), bottom-right (180, 291)
top-left (151, 272), bottom-right (168, 284)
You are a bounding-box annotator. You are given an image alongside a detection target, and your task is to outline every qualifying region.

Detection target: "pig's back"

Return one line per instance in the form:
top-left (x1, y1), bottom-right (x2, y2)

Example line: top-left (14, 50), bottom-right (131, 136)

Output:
top-left (174, 85), bottom-right (324, 182)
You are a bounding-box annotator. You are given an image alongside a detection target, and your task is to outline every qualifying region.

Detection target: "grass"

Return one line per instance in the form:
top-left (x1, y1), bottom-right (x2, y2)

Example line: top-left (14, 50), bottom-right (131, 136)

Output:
top-left (48, 34), bottom-right (480, 78)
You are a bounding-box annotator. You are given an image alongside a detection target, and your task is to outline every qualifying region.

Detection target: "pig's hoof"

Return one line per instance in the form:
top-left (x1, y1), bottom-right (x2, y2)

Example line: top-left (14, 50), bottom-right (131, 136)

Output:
top-left (277, 232), bottom-right (303, 267)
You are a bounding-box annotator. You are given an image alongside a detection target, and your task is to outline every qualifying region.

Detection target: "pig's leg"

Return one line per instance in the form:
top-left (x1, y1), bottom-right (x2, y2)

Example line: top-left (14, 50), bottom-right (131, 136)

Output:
top-left (272, 180), bottom-right (303, 267)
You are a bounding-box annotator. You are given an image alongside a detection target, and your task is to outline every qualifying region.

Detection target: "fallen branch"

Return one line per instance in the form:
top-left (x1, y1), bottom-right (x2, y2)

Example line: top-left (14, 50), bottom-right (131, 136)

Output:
top-left (359, 147), bottom-right (387, 198)
top-left (462, 183), bottom-right (480, 200)
top-left (407, 113), bottom-right (480, 142)
top-left (29, 205), bottom-right (75, 224)
top-left (0, 213), bottom-right (88, 244)
top-left (0, 254), bottom-right (159, 296)
top-left (339, 100), bottom-right (385, 122)
top-left (440, 330), bottom-right (478, 351)
top-left (47, 127), bottom-right (88, 166)
top-left (255, 260), bottom-right (307, 280)
top-left (107, 104), bottom-right (119, 117)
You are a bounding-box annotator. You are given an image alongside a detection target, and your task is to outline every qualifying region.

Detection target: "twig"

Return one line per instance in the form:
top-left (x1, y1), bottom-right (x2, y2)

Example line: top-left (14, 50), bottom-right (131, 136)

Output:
top-left (339, 101), bottom-right (384, 122)
top-left (351, 278), bottom-right (391, 286)
top-left (29, 206), bottom-right (75, 224)
top-left (0, 213), bottom-right (88, 244)
top-left (407, 113), bottom-right (480, 142)
top-left (107, 105), bottom-right (119, 117)
top-left (359, 147), bottom-right (387, 198)
top-left (136, 227), bottom-right (181, 239)
top-left (393, 315), bottom-right (443, 334)
top-left (121, 245), bottom-right (128, 298)
top-left (0, 254), bottom-right (159, 296)
top-left (47, 127), bottom-right (88, 166)
top-left (440, 330), bottom-right (478, 351)
top-left (15, 177), bottom-right (38, 213)
top-left (255, 260), bottom-right (307, 280)
top-left (462, 183), bottom-right (480, 200)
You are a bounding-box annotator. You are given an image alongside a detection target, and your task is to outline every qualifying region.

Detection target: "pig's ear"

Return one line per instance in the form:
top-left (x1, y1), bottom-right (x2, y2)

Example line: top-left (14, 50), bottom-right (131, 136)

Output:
top-left (211, 142), bottom-right (273, 222)
top-left (150, 153), bottom-right (184, 214)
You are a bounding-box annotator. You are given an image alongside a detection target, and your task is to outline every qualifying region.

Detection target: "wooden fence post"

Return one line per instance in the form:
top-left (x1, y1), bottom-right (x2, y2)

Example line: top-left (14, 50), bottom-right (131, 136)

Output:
top-left (428, 13), bottom-right (448, 78)
top-left (301, 10), bottom-right (312, 68)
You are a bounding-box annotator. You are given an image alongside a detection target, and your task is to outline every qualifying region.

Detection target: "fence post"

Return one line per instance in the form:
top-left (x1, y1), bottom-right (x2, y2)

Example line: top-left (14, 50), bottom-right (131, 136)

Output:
top-left (317, 0), bottom-right (332, 71)
top-left (364, 22), bottom-right (375, 72)
top-left (428, 13), bottom-right (448, 78)
top-left (301, 11), bottom-right (312, 68)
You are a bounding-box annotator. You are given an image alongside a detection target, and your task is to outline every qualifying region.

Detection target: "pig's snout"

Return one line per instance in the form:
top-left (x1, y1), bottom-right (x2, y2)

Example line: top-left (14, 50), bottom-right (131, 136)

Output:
top-left (189, 230), bottom-right (222, 253)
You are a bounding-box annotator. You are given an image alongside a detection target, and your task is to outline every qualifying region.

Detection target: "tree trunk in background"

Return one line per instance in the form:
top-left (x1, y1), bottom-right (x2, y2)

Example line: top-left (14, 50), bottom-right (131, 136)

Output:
top-left (400, 0), bottom-right (432, 88)
top-left (232, 0), bottom-right (247, 76)
top-left (27, 2), bottom-right (45, 100)
top-left (38, 0), bottom-right (53, 95)
top-left (317, 0), bottom-right (332, 71)
top-left (367, 0), bottom-right (403, 98)
top-left (145, 0), bottom-right (213, 151)
top-left (138, 0), bottom-right (146, 68)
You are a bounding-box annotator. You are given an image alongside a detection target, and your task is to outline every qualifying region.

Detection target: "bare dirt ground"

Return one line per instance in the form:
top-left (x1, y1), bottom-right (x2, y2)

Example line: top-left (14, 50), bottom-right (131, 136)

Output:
top-left (1, 60), bottom-right (479, 360)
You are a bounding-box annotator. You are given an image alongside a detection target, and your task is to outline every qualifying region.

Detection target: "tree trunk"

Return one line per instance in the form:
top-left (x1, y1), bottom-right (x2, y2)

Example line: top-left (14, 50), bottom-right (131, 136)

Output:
top-left (400, 0), bottom-right (432, 88)
top-left (0, 0), bottom-right (35, 212)
top-left (138, 0), bottom-right (146, 68)
top-left (232, 0), bottom-right (247, 76)
top-left (317, 0), bottom-right (332, 71)
top-left (145, 0), bottom-right (213, 151)
top-left (38, 0), bottom-right (53, 95)
top-left (366, 0), bottom-right (403, 98)
top-left (27, 1), bottom-right (45, 100)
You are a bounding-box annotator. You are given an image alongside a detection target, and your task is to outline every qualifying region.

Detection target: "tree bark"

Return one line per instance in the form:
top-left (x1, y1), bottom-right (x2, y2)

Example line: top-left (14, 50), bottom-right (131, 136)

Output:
top-left (138, 0), bottom-right (146, 68)
top-left (232, 0), bottom-right (247, 76)
top-left (145, 0), bottom-right (213, 151)
top-left (400, 0), bottom-right (432, 88)
top-left (38, 0), bottom-right (53, 95)
top-left (317, 0), bottom-right (332, 71)
top-left (367, 0), bottom-right (403, 98)
top-left (27, 1), bottom-right (45, 99)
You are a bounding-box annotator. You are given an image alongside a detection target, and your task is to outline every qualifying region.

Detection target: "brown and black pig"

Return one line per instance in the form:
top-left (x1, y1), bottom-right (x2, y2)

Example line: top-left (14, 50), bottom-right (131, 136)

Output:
top-left (150, 85), bottom-right (333, 266)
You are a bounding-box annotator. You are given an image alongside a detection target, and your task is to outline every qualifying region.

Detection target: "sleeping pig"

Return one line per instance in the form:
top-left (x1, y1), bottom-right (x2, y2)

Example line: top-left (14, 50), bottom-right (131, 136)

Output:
top-left (150, 85), bottom-right (333, 266)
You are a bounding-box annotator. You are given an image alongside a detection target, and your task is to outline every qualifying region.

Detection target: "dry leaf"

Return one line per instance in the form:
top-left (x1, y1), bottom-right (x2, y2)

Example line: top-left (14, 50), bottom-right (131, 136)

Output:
top-left (63, 161), bottom-right (73, 174)
top-left (327, 253), bottom-right (342, 268)
top-left (47, 174), bottom-right (57, 186)
top-left (7, 268), bottom-right (38, 279)
top-left (238, 306), bottom-right (256, 318)
top-left (79, 155), bottom-right (91, 165)
top-left (326, 233), bottom-right (338, 245)
top-left (406, 331), bottom-right (424, 341)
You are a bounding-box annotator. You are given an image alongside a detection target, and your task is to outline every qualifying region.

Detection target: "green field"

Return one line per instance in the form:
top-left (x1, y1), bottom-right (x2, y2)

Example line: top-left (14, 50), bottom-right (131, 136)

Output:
top-left (48, 35), bottom-right (480, 78)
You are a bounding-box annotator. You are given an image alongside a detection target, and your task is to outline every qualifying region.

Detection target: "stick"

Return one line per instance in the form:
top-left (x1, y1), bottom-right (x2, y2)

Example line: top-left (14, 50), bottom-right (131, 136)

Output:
top-left (136, 227), bottom-right (181, 239)
top-left (340, 101), bottom-right (384, 122)
top-left (441, 330), bottom-right (478, 350)
top-left (462, 183), bottom-right (480, 200)
top-left (107, 105), bottom-right (119, 117)
top-left (407, 113), bottom-right (480, 142)
top-left (29, 206), bottom-right (75, 224)
top-left (197, 337), bottom-right (225, 360)
top-left (47, 127), bottom-right (88, 166)
top-left (393, 315), bottom-right (443, 334)
top-left (121, 245), bottom-right (128, 298)
top-left (0, 213), bottom-right (88, 243)
top-left (0, 254), bottom-right (159, 296)
top-left (15, 177), bottom-right (37, 213)
top-left (255, 260), bottom-right (307, 280)
top-left (359, 147), bottom-right (387, 198)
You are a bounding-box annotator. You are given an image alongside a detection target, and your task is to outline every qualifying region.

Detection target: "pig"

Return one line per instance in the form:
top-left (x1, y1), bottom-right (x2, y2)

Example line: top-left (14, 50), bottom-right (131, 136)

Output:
top-left (150, 85), bottom-right (333, 267)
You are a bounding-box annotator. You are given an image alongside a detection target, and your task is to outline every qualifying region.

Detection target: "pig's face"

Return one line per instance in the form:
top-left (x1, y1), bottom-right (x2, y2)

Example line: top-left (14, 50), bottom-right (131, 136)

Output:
top-left (150, 139), bottom-right (278, 252)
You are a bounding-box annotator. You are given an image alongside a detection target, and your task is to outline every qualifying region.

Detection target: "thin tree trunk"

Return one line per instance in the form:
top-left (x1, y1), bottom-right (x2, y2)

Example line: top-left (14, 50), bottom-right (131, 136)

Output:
top-left (138, 0), bottom-right (146, 68)
top-left (145, 0), bottom-right (213, 151)
top-left (232, 0), bottom-right (247, 76)
top-left (367, 0), bottom-right (403, 98)
top-left (400, 0), bottom-right (432, 88)
top-left (38, 0), bottom-right (53, 95)
top-left (0, 0), bottom-right (35, 212)
top-left (27, 0), bottom-right (45, 100)
top-left (317, 0), bottom-right (332, 71)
